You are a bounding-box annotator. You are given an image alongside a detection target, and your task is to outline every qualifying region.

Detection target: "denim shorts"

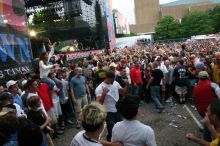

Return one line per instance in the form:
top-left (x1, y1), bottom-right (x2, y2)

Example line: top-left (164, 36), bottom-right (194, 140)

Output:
top-left (188, 79), bottom-right (197, 87)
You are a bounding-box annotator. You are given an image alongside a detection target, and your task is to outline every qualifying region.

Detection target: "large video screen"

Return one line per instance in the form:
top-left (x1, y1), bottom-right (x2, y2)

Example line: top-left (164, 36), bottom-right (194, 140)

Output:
top-left (0, 0), bottom-right (33, 80)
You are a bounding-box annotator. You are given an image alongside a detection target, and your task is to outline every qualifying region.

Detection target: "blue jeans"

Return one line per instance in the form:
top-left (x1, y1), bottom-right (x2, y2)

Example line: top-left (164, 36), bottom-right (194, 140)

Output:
top-left (188, 79), bottom-right (197, 87)
top-left (150, 86), bottom-right (164, 109)
top-left (41, 77), bottom-right (56, 89)
top-left (106, 112), bottom-right (122, 141)
top-left (41, 77), bottom-right (64, 99)
top-left (203, 125), bottom-right (212, 142)
top-left (41, 132), bottom-right (48, 146)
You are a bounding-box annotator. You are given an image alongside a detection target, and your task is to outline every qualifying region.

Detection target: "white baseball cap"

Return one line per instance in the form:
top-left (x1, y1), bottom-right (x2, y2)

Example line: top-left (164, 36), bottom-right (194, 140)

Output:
top-left (6, 80), bottom-right (17, 89)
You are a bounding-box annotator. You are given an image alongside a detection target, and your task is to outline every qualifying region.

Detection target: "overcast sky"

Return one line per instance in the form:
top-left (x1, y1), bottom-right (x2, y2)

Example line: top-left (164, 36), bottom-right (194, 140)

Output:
top-left (112, 0), bottom-right (177, 24)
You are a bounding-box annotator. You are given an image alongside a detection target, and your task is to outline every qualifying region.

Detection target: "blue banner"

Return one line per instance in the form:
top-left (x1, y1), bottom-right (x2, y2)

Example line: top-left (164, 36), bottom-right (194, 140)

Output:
top-left (0, 0), bottom-right (33, 80)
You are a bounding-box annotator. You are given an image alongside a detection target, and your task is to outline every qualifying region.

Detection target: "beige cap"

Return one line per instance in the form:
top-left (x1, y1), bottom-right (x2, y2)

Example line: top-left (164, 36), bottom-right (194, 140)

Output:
top-left (109, 62), bottom-right (117, 68)
top-left (198, 71), bottom-right (209, 79)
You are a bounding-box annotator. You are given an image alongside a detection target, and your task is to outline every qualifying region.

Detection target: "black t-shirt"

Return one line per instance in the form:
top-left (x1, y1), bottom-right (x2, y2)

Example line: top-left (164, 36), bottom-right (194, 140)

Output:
top-left (151, 69), bottom-right (163, 86)
top-left (18, 118), bottom-right (36, 129)
top-left (115, 75), bottom-right (128, 99)
top-left (27, 110), bottom-right (45, 128)
top-left (115, 75), bottom-right (127, 88)
top-left (17, 118), bottom-right (45, 146)
top-left (94, 69), bottom-right (107, 86)
top-left (187, 67), bottom-right (197, 79)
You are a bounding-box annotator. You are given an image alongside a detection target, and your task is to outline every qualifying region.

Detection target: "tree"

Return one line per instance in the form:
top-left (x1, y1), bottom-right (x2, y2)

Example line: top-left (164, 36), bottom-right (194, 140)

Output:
top-left (130, 32), bottom-right (137, 36)
top-left (32, 9), bottom-right (61, 25)
top-left (181, 11), bottom-right (214, 37)
top-left (154, 16), bottom-right (181, 40)
top-left (31, 9), bottom-right (62, 39)
top-left (209, 5), bottom-right (220, 32)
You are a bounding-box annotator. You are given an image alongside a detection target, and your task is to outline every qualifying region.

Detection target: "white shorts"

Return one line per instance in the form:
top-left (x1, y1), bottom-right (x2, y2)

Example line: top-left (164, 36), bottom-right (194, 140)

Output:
top-left (53, 101), bottom-right (62, 118)
top-left (175, 86), bottom-right (187, 95)
top-left (47, 108), bottom-right (57, 124)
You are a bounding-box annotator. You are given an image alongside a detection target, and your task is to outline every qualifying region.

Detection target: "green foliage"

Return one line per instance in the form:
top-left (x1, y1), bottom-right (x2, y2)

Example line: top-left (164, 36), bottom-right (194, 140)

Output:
top-left (181, 11), bottom-right (214, 37)
top-left (130, 32), bottom-right (137, 36)
top-left (31, 9), bottom-right (61, 39)
top-left (209, 5), bottom-right (220, 32)
top-left (32, 9), bottom-right (60, 25)
top-left (155, 16), bottom-right (181, 40)
top-left (54, 42), bottom-right (66, 51)
top-left (154, 6), bottom-right (220, 40)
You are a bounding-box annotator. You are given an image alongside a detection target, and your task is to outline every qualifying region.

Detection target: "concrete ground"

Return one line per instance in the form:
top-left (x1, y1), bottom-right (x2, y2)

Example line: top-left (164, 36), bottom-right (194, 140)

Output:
top-left (54, 101), bottom-right (203, 146)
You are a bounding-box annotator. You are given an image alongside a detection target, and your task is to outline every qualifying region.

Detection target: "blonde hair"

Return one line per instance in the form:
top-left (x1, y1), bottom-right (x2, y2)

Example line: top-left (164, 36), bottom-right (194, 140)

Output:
top-left (80, 102), bottom-right (107, 132)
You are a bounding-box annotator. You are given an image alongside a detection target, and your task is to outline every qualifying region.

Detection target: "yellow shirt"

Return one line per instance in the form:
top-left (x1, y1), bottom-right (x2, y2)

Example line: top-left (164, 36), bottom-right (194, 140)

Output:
top-left (210, 137), bottom-right (220, 146)
top-left (213, 65), bottom-right (220, 85)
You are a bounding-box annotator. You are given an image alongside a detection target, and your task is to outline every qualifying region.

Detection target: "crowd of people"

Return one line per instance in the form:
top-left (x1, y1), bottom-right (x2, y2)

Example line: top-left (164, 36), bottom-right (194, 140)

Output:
top-left (0, 38), bottom-right (220, 146)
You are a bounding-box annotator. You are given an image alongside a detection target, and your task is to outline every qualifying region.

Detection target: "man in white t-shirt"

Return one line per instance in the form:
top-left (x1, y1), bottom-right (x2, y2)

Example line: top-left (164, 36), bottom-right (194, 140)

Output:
top-left (95, 71), bottom-right (127, 141)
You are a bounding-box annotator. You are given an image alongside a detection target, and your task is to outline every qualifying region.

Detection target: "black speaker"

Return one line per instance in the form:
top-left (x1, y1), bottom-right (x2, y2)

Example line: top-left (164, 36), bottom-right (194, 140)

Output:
top-left (64, 0), bottom-right (82, 17)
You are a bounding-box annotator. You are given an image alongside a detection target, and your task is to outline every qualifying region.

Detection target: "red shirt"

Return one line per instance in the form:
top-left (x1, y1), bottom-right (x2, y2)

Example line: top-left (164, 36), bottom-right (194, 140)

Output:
top-left (194, 80), bottom-right (217, 117)
top-left (130, 65), bottom-right (143, 85)
top-left (37, 83), bottom-right (53, 111)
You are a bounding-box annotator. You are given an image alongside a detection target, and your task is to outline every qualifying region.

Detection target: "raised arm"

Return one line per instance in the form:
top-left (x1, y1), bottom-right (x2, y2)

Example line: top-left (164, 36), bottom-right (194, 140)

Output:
top-left (96, 87), bottom-right (109, 104)
top-left (39, 60), bottom-right (54, 70)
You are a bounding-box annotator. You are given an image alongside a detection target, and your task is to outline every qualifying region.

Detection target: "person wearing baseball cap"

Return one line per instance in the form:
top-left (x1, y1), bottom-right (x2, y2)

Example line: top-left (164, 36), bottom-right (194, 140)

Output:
top-left (6, 80), bottom-right (17, 89)
top-left (6, 80), bottom-right (24, 109)
top-left (194, 71), bottom-right (220, 142)
top-left (198, 71), bottom-right (209, 80)
top-left (109, 62), bottom-right (117, 72)
top-left (195, 62), bottom-right (205, 75)
top-left (196, 62), bottom-right (205, 69)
